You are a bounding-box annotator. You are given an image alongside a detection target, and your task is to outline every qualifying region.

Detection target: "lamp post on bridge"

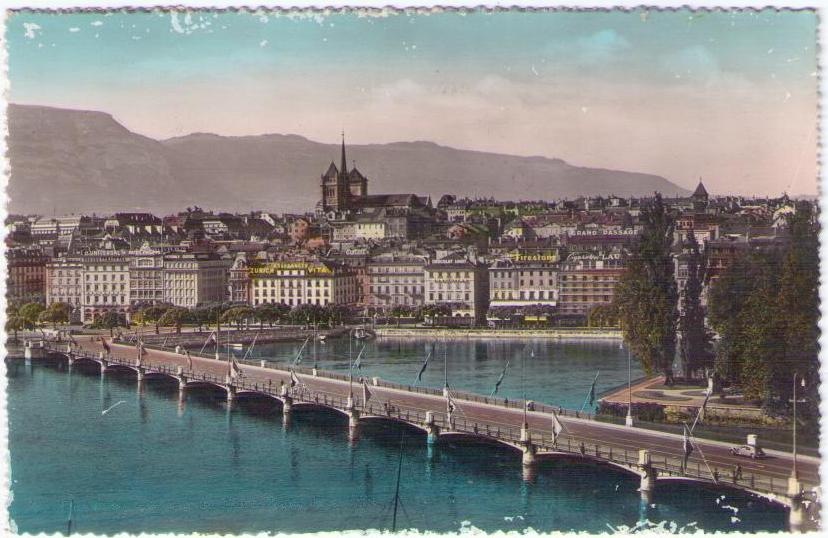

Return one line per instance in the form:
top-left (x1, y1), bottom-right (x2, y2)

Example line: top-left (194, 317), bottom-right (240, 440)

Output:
top-left (625, 343), bottom-right (634, 427)
top-left (791, 372), bottom-right (806, 480)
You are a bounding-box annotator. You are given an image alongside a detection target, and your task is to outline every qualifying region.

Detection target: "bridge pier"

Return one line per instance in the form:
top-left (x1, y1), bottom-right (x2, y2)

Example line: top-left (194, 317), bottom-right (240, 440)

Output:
top-left (520, 425), bottom-right (537, 466)
top-left (282, 395), bottom-right (293, 416)
top-left (136, 368), bottom-right (145, 382)
top-left (24, 340), bottom-right (46, 362)
top-left (225, 385), bottom-right (235, 403)
top-left (521, 444), bottom-right (537, 467)
top-left (787, 476), bottom-right (804, 532)
top-left (425, 411), bottom-right (440, 445)
top-left (638, 450), bottom-right (657, 504)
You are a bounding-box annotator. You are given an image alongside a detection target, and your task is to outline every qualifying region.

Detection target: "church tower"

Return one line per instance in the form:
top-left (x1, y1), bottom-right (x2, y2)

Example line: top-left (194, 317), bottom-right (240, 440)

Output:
top-left (320, 132), bottom-right (351, 212)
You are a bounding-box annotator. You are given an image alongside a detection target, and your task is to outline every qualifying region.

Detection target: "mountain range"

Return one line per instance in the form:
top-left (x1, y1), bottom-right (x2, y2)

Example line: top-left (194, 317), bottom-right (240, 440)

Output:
top-left (6, 104), bottom-right (690, 215)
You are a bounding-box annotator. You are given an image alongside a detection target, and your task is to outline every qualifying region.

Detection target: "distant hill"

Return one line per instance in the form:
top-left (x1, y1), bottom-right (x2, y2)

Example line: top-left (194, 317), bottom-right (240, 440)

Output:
top-left (7, 104), bottom-right (690, 215)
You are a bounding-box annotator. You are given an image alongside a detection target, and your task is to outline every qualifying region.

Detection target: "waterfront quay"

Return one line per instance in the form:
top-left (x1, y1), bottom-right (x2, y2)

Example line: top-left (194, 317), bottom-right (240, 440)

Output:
top-left (20, 336), bottom-right (821, 531)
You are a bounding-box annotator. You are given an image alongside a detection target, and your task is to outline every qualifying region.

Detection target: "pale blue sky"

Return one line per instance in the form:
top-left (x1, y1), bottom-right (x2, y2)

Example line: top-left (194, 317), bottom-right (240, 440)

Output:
top-left (7, 9), bottom-right (819, 195)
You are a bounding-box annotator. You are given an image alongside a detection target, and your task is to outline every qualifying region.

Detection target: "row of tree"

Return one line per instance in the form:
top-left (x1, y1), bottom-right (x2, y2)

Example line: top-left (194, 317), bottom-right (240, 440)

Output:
top-left (130, 302), bottom-right (354, 334)
top-left (708, 203), bottom-right (819, 422)
top-left (6, 302), bottom-right (73, 340)
top-left (614, 194), bottom-right (819, 423)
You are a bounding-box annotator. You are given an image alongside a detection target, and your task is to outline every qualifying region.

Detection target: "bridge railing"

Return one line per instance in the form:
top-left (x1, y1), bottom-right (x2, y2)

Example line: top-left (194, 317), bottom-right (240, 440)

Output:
top-left (39, 341), bottom-right (812, 498)
top-left (119, 341), bottom-right (600, 422)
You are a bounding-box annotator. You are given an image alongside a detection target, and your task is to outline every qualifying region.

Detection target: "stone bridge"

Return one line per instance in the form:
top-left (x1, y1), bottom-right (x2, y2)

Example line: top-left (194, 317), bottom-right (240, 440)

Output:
top-left (20, 337), bottom-right (821, 531)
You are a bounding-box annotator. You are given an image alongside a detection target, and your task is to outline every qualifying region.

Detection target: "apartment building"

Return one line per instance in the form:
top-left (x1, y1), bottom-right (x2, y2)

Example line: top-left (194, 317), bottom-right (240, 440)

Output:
top-left (488, 256), bottom-right (558, 308)
top-left (163, 252), bottom-right (231, 308)
top-left (129, 246), bottom-right (165, 306)
top-left (249, 260), bottom-right (359, 307)
top-left (80, 251), bottom-right (131, 323)
top-left (365, 252), bottom-right (429, 309)
top-left (424, 255), bottom-right (489, 322)
top-left (7, 247), bottom-right (49, 305)
top-left (45, 256), bottom-right (84, 320)
top-left (558, 252), bottom-right (624, 317)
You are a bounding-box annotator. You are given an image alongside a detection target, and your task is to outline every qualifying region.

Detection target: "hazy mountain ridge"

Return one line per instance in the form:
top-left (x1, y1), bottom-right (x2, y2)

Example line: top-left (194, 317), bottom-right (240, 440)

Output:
top-left (7, 104), bottom-right (690, 215)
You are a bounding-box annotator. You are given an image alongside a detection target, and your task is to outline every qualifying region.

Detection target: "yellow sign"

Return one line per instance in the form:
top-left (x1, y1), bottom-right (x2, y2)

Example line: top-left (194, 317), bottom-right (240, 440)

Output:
top-left (248, 261), bottom-right (332, 276)
top-left (507, 252), bottom-right (558, 262)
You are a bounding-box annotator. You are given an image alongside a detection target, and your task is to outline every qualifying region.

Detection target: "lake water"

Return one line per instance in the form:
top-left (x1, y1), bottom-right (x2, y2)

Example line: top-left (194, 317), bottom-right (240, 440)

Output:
top-left (7, 338), bottom-right (787, 534)
top-left (245, 337), bottom-right (641, 410)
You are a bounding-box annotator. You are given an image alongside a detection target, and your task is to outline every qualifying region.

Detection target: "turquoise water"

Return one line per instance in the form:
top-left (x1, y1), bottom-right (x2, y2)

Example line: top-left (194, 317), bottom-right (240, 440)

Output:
top-left (246, 337), bottom-right (643, 411)
top-left (7, 348), bottom-right (787, 534)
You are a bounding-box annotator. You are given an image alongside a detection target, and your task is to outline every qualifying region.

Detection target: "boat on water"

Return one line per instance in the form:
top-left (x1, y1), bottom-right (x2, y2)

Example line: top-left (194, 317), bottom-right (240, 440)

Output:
top-left (229, 343), bottom-right (245, 350)
top-left (353, 326), bottom-right (371, 340)
top-left (316, 334), bottom-right (327, 342)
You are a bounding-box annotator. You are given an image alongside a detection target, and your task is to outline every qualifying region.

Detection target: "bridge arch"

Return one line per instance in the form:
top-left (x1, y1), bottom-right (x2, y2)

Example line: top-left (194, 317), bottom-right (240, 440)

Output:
top-left (142, 371), bottom-right (180, 383)
top-left (358, 415), bottom-right (429, 434)
top-left (182, 380), bottom-right (231, 395)
top-left (437, 431), bottom-right (523, 454)
top-left (67, 355), bottom-right (105, 370)
top-left (233, 390), bottom-right (285, 406)
top-left (533, 451), bottom-right (643, 478)
top-left (656, 475), bottom-right (792, 508)
top-left (290, 402), bottom-right (351, 419)
top-left (102, 363), bottom-right (140, 375)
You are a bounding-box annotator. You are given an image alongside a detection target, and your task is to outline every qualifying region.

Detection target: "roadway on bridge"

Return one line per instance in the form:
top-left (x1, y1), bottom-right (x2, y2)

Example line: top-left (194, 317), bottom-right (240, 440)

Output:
top-left (74, 336), bottom-right (819, 488)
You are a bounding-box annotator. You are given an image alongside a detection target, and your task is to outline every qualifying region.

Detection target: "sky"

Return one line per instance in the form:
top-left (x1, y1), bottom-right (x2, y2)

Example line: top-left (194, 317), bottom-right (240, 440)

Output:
top-left (6, 8), bottom-right (819, 196)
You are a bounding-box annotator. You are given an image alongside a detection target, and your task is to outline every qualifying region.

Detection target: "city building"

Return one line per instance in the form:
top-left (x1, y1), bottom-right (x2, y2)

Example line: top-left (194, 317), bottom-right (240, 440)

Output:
top-left (45, 256), bottom-right (83, 319)
top-left (80, 250), bottom-right (131, 323)
top-left (558, 252), bottom-right (624, 318)
top-left (488, 255), bottom-right (559, 308)
top-left (249, 260), bottom-right (359, 307)
top-left (228, 253), bottom-right (252, 303)
top-left (7, 247), bottom-right (49, 305)
top-left (424, 254), bottom-right (490, 322)
top-left (163, 252), bottom-right (231, 308)
top-left (365, 252), bottom-right (430, 309)
top-left (128, 245), bottom-right (165, 306)
top-left (318, 136), bottom-right (437, 240)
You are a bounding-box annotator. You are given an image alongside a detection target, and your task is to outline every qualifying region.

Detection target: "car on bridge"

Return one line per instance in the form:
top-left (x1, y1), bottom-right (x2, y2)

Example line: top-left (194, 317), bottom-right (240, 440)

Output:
top-left (730, 444), bottom-right (766, 459)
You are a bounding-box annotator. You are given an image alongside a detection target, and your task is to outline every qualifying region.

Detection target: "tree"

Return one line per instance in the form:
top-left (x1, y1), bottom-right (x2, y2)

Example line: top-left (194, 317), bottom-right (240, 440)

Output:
top-left (677, 233), bottom-right (714, 380)
top-left (614, 194), bottom-right (678, 384)
top-left (158, 307), bottom-right (191, 334)
top-left (772, 203), bottom-right (820, 421)
top-left (18, 303), bottom-right (45, 328)
top-left (38, 303), bottom-right (71, 329)
top-left (390, 305), bottom-right (415, 327)
top-left (97, 310), bottom-right (124, 337)
top-left (706, 202), bottom-right (820, 421)
top-left (6, 315), bottom-right (24, 342)
top-left (221, 306), bottom-right (254, 329)
top-left (141, 305), bottom-right (172, 334)
top-left (587, 304), bottom-right (619, 328)
top-left (708, 251), bottom-right (773, 387)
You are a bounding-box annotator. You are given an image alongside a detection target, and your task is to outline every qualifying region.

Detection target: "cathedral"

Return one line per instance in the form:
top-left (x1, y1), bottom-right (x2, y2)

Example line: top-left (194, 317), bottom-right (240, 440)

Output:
top-left (319, 134), bottom-right (369, 212)
top-left (316, 134), bottom-right (436, 240)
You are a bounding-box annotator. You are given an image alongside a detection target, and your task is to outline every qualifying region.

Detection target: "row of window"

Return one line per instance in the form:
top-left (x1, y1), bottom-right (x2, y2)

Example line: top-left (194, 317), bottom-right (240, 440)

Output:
top-left (491, 291), bottom-right (555, 300)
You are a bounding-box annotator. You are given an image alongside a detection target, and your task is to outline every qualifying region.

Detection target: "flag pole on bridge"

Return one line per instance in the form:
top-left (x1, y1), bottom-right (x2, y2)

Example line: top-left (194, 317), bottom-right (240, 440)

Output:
top-left (522, 348), bottom-right (530, 430)
top-left (579, 371), bottom-right (600, 413)
top-left (137, 323), bottom-right (143, 368)
top-left (348, 328), bottom-right (354, 401)
top-left (490, 360), bottom-right (510, 397)
top-left (443, 344), bottom-right (448, 393)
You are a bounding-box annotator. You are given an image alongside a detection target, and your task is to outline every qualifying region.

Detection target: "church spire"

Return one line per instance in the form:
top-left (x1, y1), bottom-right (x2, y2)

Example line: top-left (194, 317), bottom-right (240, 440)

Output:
top-left (340, 130), bottom-right (348, 174)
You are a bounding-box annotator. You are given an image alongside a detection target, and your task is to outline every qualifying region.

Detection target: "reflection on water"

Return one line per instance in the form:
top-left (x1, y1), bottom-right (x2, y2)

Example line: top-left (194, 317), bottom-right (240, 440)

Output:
top-left (7, 357), bottom-right (786, 534)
